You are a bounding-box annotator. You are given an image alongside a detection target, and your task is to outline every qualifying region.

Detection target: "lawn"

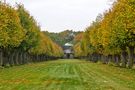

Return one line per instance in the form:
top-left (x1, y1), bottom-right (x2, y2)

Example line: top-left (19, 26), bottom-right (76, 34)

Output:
top-left (0, 59), bottom-right (135, 90)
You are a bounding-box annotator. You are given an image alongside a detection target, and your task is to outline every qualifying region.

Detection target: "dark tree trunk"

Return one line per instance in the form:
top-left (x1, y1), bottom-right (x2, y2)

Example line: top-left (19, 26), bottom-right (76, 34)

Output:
top-left (8, 52), bottom-right (14, 67)
top-left (121, 49), bottom-right (127, 68)
top-left (108, 55), bottom-right (113, 64)
top-left (15, 51), bottom-right (19, 65)
top-left (115, 54), bottom-right (120, 66)
top-left (0, 49), bottom-right (3, 66)
top-left (127, 46), bottom-right (134, 69)
top-left (23, 52), bottom-right (28, 64)
top-left (2, 49), bottom-right (9, 67)
top-left (101, 55), bottom-right (106, 64)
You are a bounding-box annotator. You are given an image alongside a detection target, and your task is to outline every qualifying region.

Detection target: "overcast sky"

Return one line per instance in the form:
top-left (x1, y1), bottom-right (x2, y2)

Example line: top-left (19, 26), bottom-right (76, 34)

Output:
top-left (6, 0), bottom-right (113, 32)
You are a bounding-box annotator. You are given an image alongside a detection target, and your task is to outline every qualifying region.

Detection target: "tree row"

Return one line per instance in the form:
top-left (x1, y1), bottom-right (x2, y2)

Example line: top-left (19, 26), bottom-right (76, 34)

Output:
top-left (0, 2), bottom-right (63, 67)
top-left (74, 0), bottom-right (135, 68)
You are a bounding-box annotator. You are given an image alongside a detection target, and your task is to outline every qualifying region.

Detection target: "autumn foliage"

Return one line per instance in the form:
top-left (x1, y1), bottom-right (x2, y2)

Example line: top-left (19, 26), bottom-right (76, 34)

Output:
top-left (74, 0), bottom-right (135, 68)
top-left (0, 2), bottom-right (63, 67)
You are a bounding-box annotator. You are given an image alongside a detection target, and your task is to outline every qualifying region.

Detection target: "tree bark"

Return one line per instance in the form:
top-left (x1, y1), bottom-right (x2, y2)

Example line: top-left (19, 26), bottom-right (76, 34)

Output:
top-left (115, 54), bottom-right (120, 66)
top-left (15, 51), bottom-right (19, 65)
top-left (127, 46), bottom-right (134, 69)
top-left (121, 49), bottom-right (127, 68)
top-left (0, 49), bottom-right (3, 66)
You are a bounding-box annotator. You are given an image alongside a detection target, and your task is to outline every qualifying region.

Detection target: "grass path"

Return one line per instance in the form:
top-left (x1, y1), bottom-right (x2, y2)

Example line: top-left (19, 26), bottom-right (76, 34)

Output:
top-left (0, 59), bottom-right (135, 90)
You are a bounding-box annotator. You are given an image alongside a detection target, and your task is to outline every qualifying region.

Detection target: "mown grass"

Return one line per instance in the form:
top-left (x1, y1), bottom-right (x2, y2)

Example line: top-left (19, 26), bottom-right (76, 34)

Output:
top-left (0, 59), bottom-right (135, 90)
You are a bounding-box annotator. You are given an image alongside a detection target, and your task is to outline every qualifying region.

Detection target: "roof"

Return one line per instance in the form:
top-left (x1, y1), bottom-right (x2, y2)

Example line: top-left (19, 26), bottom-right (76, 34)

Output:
top-left (64, 43), bottom-right (73, 46)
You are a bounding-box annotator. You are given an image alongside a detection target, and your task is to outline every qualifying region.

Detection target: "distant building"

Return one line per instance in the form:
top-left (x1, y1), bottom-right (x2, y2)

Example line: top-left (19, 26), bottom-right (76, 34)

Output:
top-left (63, 43), bottom-right (74, 59)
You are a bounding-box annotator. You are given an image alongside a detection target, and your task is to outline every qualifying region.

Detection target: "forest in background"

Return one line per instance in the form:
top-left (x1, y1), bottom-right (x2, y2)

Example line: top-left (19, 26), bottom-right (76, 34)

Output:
top-left (44, 30), bottom-right (83, 47)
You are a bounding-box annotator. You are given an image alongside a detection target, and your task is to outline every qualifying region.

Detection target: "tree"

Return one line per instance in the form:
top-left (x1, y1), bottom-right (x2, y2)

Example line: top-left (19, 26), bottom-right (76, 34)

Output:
top-left (0, 3), bottom-right (25, 66)
top-left (109, 0), bottom-right (135, 68)
top-left (15, 4), bottom-right (40, 64)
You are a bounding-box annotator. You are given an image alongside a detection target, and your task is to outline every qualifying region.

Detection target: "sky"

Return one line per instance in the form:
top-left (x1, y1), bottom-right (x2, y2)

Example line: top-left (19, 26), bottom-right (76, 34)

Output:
top-left (5, 0), bottom-right (113, 32)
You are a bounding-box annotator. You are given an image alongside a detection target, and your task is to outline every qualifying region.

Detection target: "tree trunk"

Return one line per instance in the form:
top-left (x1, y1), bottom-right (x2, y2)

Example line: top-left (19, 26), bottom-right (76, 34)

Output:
top-left (23, 52), bottom-right (27, 64)
top-left (0, 50), bottom-right (3, 66)
top-left (121, 49), bottom-right (127, 68)
top-left (108, 55), bottom-right (113, 63)
top-left (15, 51), bottom-right (19, 65)
top-left (115, 54), bottom-right (120, 66)
top-left (2, 49), bottom-right (9, 67)
top-left (19, 52), bottom-right (23, 65)
top-left (8, 52), bottom-right (14, 67)
top-left (127, 46), bottom-right (134, 69)
top-left (101, 55), bottom-right (106, 64)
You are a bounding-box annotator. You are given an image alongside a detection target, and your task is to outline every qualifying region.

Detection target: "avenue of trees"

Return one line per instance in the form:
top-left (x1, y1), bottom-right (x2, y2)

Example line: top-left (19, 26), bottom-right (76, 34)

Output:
top-left (74, 0), bottom-right (135, 68)
top-left (0, 2), bottom-right (63, 67)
